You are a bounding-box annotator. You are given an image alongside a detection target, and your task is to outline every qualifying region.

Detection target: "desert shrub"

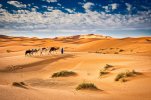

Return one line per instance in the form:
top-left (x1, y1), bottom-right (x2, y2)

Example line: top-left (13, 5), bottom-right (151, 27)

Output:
top-left (95, 51), bottom-right (99, 53)
top-left (100, 64), bottom-right (113, 76)
top-left (104, 64), bottom-right (113, 69)
top-left (115, 70), bottom-right (139, 81)
top-left (115, 72), bottom-right (125, 81)
top-left (20, 82), bottom-right (26, 85)
top-left (132, 70), bottom-right (139, 74)
top-left (125, 70), bottom-right (134, 77)
top-left (120, 78), bottom-right (126, 82)
top-left (6, 50), bottom-right (12, 53)
top-left (51, 70), bottom-right (76, 78)
top-left (100, 70), bottom-right (108, 76)
top-left (12, 82), bottom-right (27, 89)
top-left (114, 52), bottom-right (119, 54)
top-left (76, 83), bottom-right (98, 90)
top-left (146, 39), bottom-right (151, 41)
top-left (119, 49), bottom-right (124, 52)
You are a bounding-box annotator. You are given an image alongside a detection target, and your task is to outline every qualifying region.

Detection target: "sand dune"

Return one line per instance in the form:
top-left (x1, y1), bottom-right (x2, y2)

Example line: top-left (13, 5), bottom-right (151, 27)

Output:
top-left (0, 34), bottom-right (151, 100)
top-left (1, 34), bottom-right (151, 55)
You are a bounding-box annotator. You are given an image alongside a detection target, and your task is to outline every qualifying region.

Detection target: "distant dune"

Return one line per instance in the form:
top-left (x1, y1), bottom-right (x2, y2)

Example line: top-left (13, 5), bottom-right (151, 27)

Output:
top-left (54, 34), bottom-right (112, 40)
top-left (0, 34), bottom-right (151, 55)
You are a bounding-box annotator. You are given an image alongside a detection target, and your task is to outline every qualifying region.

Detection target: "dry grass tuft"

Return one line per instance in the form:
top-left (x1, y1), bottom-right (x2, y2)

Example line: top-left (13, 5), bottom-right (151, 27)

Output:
top-left (12, 82), bottom-right (27, 89)
top-left (100, 64), bottom-right (113, 76)
top-left (115, 70), bottom-right (140, 82)
top-left (51, 70), bottom-right (76, 78)
top-left (76, 83), bottom-right (98, 90)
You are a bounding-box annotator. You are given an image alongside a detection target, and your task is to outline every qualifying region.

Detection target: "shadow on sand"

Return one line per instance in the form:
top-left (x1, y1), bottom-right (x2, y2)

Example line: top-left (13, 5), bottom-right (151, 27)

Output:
top-left (0, 54), bottom-right (75, 73)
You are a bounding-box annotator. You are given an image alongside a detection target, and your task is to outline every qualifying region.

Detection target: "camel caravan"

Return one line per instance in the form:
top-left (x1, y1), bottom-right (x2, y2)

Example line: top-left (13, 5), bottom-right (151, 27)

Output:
top-left (25, 47), bottom-right (60, 56)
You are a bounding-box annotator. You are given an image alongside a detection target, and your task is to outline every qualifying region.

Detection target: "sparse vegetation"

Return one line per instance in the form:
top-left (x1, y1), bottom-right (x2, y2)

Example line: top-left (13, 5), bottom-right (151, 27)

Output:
top-left (5, 65), bottom-right (23, 72)
top-left (96, 48), bottom-right (125, 54)
top-left (51, 70), bottom-right (76, 78)
top-left (6, 50), bottom-right (12, 53)
top-left (114, 52), bottom-right (119, 54)
top-left (125, 70), bottom-right (134, 77)
top-left (119, 49), bottom-right (124, 52)
top-left (115, 70), bottom-right (139, 82)
top-left (115, 72), bottom-right (125, 81)
top-left (100, 70), bottom-right (108, 76)
top-left (132, 69), bottom-right (139, 74)
top-left (120, 78), bottom-right (127, 82)
top-left (76, 83), bottom-right (98, 90)
top-left (20, 82), bottom-right (26, 86)
top-left (146, 39), bottom-right (151, 41)
top-left (12, 82), bottom-right (27, 89)
top-left (100, 64), bottom-right (113, 76)
top-left (104, 64), bottom-right (113, 70)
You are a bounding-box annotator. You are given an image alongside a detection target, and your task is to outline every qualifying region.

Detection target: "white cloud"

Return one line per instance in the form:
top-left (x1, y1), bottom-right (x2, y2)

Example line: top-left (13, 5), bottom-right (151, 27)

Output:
top-left (31, 8), bottom-right (37, 12)
top-left (125, 3), bottom-right (132, 12)
top-left (30, 6), bottom-right (39, 12)
top-left (83, 2), bottom-right (94, 12)
top-left (0, 8), bottom-right (150, 31)
top-left (42, 5), bottom-right (47, 8)
top-left (66, 8), bottom-right (74, 13)
top-left (13, 10), bottom-right (30, 14)
top-left (7, 1), bottom-right (26, 8)
top-left (34, 6), bottom-right (39, 9)
top-left (47, 7), bottom-right (53, 11)
top-left (78, 2), bottom-right (83, 5)
top-left (27, 4), bottom-right (31, 7)
top-left (0, 8), bottom-right (7, 13)
top-left (103, 3), bottom-right (118, 12)
top-left (110, 3), bottom-right (118, 10)
top-left (102, 6), bottom-right (109, 12)
top-left (43, 0), bottom-right (57, 3)
top-left (42, 5), bottom-right (53, 11)
top-left (57, 3), bottom-right (61, 6)
top-left (0, 4), bottom-right (2, 8)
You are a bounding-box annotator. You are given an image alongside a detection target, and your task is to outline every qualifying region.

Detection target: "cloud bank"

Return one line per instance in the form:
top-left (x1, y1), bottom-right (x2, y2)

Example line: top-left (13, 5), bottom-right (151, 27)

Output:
top-left (0, 8), bottom-right (150, 30)
top-left (0, 0), bottom-right (150, 37)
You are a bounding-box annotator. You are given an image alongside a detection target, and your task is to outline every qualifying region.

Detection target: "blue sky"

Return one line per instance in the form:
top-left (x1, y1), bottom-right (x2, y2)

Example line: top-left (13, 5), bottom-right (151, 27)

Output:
top-left (0, 0), bottom-right (151, 38)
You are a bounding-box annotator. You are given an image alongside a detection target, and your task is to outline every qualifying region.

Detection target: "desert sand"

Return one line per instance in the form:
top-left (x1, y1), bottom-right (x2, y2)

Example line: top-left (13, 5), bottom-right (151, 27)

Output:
top-left (0, 34), bottom-right (151, 100)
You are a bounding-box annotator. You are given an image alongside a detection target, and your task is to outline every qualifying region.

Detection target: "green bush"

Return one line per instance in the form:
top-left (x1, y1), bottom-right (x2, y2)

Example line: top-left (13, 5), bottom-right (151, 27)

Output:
top-left (51, 70), bottom-right (76, 78)
top-left (76, 83), bottom-right (98, 90)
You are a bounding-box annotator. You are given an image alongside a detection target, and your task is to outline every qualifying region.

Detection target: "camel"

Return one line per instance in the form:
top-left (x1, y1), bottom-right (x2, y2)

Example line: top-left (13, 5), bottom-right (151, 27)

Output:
top-left (25, 47), bottom-right (60, 56)
top-left (32, 49), bottom-right (40, 55)
top-left (49, 47), bottom-right (60, 54)
top-left (25, 49), bottom-right (32, 56)
top-left (40, 47), bottom-right (48, 55)
top-left (25, 49), bottom-right (40, 56)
